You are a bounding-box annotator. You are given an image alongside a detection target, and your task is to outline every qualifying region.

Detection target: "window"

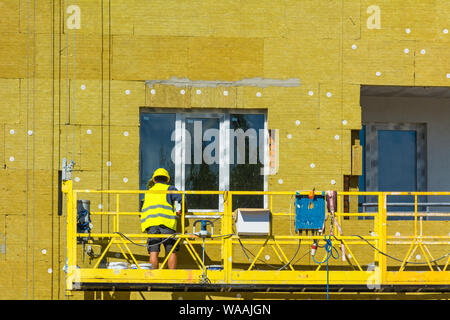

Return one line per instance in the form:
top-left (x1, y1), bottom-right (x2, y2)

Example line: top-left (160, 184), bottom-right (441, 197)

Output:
top-left (140, 109), bottom-right (268, 212)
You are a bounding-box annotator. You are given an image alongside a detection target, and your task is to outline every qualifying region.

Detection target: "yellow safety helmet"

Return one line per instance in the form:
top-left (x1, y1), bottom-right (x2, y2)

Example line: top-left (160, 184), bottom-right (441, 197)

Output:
top-left (152, 168), bottom-right (170, 183)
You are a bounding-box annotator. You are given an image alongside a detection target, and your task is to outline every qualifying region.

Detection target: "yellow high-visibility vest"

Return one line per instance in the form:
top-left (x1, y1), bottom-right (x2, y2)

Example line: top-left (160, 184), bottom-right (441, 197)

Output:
top-left (140, 183), bottom-right (177, 232)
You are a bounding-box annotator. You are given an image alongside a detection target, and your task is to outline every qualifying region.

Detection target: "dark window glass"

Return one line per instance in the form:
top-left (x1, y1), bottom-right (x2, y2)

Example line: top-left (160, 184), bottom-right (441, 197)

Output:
top-left (185, 117), bottom-right (220, 210)
top-left (378, 130), bottom-right (417, 220)
top-left (139, 113), bottom-right (176, 192)
top-left (139, 111), bottom-right (267, 211)
top-left (230, 114), bottom-right (265, 210)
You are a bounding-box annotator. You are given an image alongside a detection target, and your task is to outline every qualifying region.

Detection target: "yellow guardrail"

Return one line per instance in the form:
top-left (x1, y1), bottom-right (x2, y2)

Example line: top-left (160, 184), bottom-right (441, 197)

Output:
top-left (62, 180), bottom-right (450, 295)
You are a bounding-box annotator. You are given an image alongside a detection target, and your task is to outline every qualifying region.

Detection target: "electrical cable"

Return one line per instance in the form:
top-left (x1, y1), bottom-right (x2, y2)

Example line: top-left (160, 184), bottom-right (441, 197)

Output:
top-left (237, 237), bottom-right (257, 267)
top-left (233, 204), bottom-right (301, 271)
top-left (312, 237), bottom-right (340, 264)
top-left (233, 214), bottom-right (279, 270)
top-left (232, 221), bottom-right (278, 269)
top-left (210, 233), bottom-right (234, 239)
top-left (78, 231), bottom-right (103, 260)
top-left (292, 250), bottom-right (310, 265)
top-left (351, 234), bottom-right (450, 265)
top-left (236, 237), bottom-right (302, 271)
top-left (236, 238), bottom-right (280, 270)
top-left (307, 232), bottom-right (449, 300)
top-left (277, 239), bottom-right (301, 271)
top-left (114, 231), bottom-right (178, 248)
top-left (84, 246), bottom-right (102, 259)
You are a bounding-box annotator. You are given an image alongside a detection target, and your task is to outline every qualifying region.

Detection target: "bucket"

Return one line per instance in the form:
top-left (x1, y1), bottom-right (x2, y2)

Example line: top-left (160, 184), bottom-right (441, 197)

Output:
top-left (107, 262), bottom-right (129, 270)
top-left (130, 263), bottom-right (153, 270)
top-left (206, 265), bottom-right (223, 271)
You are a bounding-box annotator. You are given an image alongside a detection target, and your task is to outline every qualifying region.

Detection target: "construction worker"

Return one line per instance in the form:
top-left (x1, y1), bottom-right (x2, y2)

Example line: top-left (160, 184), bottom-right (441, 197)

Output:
top-left (141, 168), bottom-right (183, 269)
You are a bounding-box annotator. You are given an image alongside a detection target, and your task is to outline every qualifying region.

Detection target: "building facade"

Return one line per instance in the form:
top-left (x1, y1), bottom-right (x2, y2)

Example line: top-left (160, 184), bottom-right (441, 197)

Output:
top-left (0, 0), bottom-right (449, 299)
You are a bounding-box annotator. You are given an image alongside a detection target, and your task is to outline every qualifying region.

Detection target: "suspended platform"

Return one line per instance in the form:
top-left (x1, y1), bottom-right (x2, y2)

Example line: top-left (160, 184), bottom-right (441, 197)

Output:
top-left (61, 180), bottom-right (450, 295)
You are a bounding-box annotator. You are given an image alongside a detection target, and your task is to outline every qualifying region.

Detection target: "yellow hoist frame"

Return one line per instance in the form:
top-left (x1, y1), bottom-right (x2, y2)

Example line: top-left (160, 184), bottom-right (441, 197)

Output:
top-left (62, 180), bottom-right (450, 294)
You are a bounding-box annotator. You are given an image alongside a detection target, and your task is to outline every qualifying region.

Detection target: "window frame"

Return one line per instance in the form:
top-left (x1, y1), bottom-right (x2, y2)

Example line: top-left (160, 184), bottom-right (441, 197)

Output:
top-left (140, 108), bottom-right (269, 212)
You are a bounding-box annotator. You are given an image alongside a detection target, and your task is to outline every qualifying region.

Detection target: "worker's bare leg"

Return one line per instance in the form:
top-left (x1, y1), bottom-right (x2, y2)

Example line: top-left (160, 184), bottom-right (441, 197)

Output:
top-left (168, 253), bottom-right (177, 269)
top-left (150, 252), bottom-right (159, 269)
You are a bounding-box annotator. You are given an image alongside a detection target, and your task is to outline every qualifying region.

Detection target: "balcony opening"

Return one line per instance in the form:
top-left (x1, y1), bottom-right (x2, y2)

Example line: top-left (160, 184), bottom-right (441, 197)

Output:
top-left (360, 86), bottom-right (450, 220)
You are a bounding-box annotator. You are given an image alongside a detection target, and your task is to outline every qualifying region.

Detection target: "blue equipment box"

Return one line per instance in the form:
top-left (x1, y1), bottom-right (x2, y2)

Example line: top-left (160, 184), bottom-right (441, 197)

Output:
top-left (294, 192), bottom-right (326, 231)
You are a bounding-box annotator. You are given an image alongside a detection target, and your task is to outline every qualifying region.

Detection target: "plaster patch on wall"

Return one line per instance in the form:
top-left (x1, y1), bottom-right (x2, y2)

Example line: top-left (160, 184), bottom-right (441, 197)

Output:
top-left (145, 77), bottom-right (301, 88)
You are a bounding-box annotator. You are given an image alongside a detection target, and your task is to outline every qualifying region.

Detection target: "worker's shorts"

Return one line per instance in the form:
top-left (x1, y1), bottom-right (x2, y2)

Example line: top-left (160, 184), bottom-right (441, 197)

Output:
top-left (146, 225), bottom-right (180, 254)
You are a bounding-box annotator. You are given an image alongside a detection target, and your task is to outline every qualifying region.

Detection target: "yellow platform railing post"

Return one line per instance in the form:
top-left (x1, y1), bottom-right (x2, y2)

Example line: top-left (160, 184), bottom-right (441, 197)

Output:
top-left (378, 193), bottom-right (387, 285)
top-left (222, 191), bottom-right (232, 284)
top-left (62, 179), bottom-right (75, 294)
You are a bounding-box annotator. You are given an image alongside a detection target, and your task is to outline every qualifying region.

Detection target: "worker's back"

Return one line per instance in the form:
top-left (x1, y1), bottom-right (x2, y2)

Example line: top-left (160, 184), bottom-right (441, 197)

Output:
top-left (140, 182), bottom-right (177, 232)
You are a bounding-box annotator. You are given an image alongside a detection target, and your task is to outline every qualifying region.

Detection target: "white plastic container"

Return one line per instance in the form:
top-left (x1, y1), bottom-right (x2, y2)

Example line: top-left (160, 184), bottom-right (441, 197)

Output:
top-left (107, 262), bottom-right (129, 270)
top-left (235, 208), bottom-right (271, 236)
top-left (130, 263), bottom-right (153, 270)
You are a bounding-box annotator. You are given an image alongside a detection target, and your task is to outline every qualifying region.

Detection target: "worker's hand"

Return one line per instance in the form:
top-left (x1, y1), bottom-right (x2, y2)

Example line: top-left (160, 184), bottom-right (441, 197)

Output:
top-left (176, 210), bottom-right (182, 217)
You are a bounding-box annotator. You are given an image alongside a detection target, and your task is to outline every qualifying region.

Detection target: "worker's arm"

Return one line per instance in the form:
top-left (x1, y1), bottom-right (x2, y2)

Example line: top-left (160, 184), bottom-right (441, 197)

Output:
top-left (168, 185), bottom-right (186, 216)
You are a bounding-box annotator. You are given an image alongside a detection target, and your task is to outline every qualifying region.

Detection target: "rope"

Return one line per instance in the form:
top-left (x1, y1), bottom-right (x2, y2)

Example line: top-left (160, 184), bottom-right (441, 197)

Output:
top-left (32, 0), bottom-right (37, 298)
top-left (65, 1), bottom-right (69, 163)
top-left (63, 0), bottom-right (78, 298)
top-left (25, 0), bottom-right (30, 300)
top-left (24, 0), bottom-right (38, 299)
top-left (72, 0), bottom-right (76, 163)
top-left (311, 235), bottom-right (340, 300)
